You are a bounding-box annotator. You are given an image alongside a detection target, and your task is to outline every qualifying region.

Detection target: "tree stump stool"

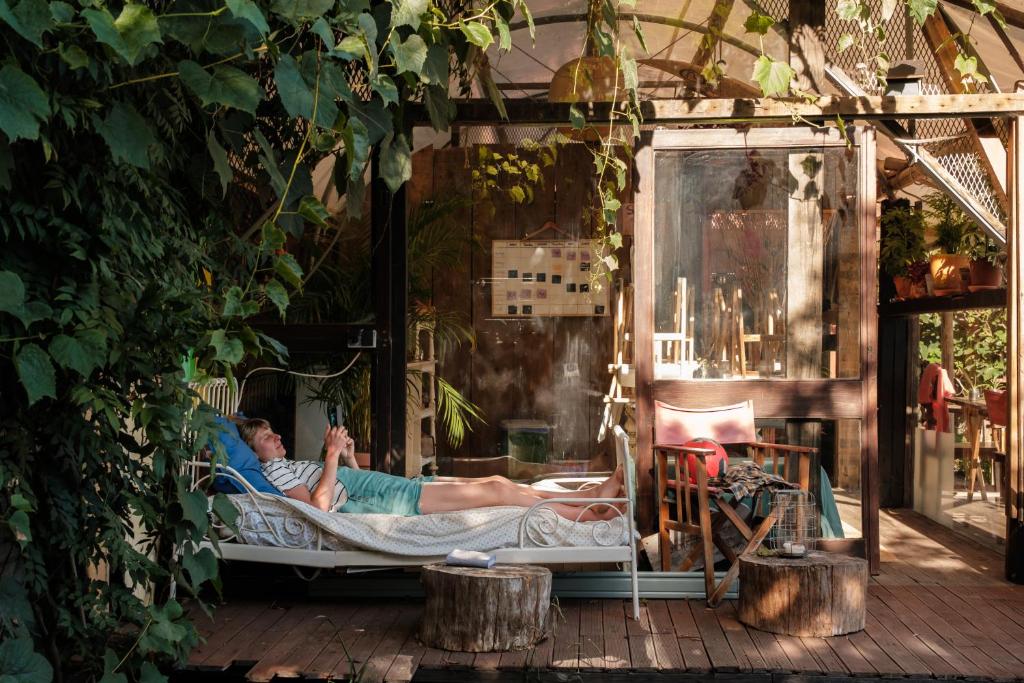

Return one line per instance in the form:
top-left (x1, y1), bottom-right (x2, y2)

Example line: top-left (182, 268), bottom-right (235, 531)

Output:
top-left (419, 564), bottom-right (551, 652)
top-left (737, 551), bottom-right (868, 636)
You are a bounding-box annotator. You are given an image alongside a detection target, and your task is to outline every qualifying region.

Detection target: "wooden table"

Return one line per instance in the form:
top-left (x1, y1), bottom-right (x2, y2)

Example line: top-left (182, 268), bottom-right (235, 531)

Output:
top-left (947, 396), bottom-right (992, 502)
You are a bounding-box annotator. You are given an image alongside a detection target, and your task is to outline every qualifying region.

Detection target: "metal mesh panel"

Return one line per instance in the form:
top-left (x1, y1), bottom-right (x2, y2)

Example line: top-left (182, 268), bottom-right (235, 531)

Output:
top-left (821, 0), bottom-right (1005, 222)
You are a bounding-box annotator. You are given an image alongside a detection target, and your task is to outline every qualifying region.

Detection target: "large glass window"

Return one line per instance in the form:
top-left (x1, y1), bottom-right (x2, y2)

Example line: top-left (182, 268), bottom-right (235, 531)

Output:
top-left (653, 147), bottom-right (861, 380)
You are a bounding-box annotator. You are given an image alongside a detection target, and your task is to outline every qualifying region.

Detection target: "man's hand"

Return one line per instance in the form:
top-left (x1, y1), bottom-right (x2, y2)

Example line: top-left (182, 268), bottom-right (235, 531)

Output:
top-left (323, 425), bottom-right (348, 461)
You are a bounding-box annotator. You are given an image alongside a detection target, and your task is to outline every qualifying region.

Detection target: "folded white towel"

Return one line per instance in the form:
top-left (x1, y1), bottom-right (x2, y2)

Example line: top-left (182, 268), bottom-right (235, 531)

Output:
top-left (445, 549), bottom-right (496, 568)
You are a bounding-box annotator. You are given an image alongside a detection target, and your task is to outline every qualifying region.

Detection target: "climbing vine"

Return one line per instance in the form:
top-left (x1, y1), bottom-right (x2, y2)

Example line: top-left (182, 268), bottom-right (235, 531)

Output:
top-left (0, 1), bottom-right (526, 681)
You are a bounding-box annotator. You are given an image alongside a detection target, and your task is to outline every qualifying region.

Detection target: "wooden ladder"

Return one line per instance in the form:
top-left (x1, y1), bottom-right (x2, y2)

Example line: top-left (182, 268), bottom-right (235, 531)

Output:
top-left (599, 281), bottom-right (636, 444)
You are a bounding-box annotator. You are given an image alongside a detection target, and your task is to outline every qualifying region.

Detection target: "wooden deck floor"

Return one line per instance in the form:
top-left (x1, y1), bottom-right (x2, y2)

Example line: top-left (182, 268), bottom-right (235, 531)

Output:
top-left (183, 509), bottom-right (1024, 682)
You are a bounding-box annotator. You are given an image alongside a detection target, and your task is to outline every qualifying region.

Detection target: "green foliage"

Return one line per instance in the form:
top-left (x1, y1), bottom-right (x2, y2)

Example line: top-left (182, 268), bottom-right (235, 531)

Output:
top-left (925, 192), bottom-right (974, 254)
top-left (879, 205), bottom-right (927, 277)
top-left (471, 144), bottom-right (554, 211)
top-left (0, 0), bottom-right (525, 680)
top-left (920, 310), bottom-right (1006, 395)
top-left (962, 222), bottom-right (1003, 264)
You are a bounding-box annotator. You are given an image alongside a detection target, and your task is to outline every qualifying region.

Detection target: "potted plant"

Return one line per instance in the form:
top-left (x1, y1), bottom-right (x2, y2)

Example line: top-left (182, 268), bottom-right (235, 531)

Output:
top-left (879, 205), bottom-right (928, 299)
top-left (925, 193), bottom-right (971, 294)
top-left (961, 223), bottom-right (1004, 290)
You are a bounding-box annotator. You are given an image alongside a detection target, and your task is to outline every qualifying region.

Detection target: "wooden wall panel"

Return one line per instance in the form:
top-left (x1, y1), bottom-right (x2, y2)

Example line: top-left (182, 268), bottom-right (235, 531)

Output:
top-left (428, 145), bottom-right (612, 465)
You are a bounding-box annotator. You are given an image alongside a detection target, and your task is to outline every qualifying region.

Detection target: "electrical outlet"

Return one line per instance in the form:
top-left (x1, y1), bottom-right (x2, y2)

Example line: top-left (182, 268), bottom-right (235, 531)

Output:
top-left (347, 328), bottom-right (377, 349)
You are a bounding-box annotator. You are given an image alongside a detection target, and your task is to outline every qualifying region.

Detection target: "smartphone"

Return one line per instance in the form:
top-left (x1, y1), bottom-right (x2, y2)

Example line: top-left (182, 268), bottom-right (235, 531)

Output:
top-left (327, 404), bottom-right (344, 428)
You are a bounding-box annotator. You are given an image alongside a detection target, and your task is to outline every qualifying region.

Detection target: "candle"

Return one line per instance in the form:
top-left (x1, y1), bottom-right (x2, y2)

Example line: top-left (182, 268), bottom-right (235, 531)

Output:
top-left (791, 543), bottom-right (806, 556)
top-left (782, 541), bottom-right (793, 554)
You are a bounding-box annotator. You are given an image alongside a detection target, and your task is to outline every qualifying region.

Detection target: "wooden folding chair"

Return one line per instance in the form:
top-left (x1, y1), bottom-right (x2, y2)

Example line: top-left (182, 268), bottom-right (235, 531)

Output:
top-left (654, 400), bottom-right (815, 606)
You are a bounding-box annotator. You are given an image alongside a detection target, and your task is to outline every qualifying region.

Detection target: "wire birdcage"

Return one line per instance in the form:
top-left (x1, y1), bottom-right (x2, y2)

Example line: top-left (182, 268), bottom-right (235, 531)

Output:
top-left (769, 489), bottom-right (818, 558)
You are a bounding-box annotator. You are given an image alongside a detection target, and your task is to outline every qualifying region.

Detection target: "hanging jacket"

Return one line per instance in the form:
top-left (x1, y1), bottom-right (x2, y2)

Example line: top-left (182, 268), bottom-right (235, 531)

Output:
top-left (918, 362), bottom-right (955, 433)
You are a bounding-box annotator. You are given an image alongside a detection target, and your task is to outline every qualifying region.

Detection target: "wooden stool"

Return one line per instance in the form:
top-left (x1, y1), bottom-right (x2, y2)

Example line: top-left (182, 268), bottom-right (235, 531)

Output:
top-left (737, 551), bottom-right (867, 636)
top-left (419, 564), bottom-right (551, 652)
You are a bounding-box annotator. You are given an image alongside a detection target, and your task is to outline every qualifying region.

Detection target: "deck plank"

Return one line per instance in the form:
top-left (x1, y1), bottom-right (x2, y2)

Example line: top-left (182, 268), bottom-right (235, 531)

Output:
top-left (744, 627), bottom-right (792, 672)
top-left (247, 604), bottom-right (325, 681)
top-left (383, 610), bottom-right (428, 683)
top-left (624, 600), bottom-right (657, 670)
top-left (189, 602), bottom-right (268, 668)
top-left (360, 605), bottom-right (422, 683)
top-left (601, 599), bottom-right (631, 669)
top-left (329, 601), bottom-right (405, 678)
top-left (798, 636), bottom-right (848, 675)
top-left (203, 604), bottom-right (291, 671)
top-left (550, 600), bottom-right (581, 669)
top-left (873, 584), bottom-right (994, 677)
top-left (253, 604), bottom-right (355, 681)
top-left (646, 601), bottom-right (684, 670)
top-left (716, 602), bottom-right (766, 672)
top-left (847, 628), bottom-right (904, 675)
top-left (304, 605), bottom-right (373, 678)
top-left (689, 602), bottom-right (739, 671)
top-left (578, 599), bottom-right (605, 670)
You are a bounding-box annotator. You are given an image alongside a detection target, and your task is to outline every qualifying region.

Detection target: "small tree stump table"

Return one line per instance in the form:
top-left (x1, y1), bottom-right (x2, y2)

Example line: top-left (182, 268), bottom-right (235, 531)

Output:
top-left (737, 551), bottom-right (868, 636)
top-left (419, 564), bottom-right (551, 652)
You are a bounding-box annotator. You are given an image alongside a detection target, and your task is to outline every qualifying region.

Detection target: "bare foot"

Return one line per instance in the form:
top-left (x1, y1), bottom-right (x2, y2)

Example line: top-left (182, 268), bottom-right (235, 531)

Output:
top-left (592, 465), bottom-right (625, 500)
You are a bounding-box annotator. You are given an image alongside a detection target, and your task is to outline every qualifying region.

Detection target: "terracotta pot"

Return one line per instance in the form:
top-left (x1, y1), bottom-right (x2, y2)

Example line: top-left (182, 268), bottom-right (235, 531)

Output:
top-left (929, 253), bottom-right (970, 293)
top-left (969, 258), bottom-right (1002, 289)
top-left (892, 276), bottom-right (913, 299)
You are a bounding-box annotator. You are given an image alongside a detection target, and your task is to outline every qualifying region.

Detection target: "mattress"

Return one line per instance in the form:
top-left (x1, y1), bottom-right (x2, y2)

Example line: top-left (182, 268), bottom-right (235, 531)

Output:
top-left (225, 493), bottom-right (631, 556)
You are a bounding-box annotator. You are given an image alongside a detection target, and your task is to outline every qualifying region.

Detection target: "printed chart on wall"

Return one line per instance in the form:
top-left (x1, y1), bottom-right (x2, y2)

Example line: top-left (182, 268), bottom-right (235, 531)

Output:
top-left (491, 239), bottom-right (610, 317)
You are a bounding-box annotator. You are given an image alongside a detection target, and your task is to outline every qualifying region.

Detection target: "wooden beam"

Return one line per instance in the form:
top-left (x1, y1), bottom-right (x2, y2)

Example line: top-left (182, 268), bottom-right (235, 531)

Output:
top-left (943, 0), bottom-right (1024, 31)
top-left (428, 95), bottom-right (1024, 126)
top-left (1008, 105), bottom-right (1024, 578)
top-left (922, 10), bottom-right (1009, 212)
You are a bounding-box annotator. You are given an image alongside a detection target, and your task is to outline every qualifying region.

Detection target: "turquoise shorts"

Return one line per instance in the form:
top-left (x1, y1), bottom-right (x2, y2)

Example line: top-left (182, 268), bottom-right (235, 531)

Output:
top-left (334, 467), bottom-right (427, 515)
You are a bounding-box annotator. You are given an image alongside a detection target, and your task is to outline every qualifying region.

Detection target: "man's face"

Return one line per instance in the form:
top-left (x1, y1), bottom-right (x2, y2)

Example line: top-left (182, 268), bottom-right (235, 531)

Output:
top-left (251, 426), bottom-right (286, 461)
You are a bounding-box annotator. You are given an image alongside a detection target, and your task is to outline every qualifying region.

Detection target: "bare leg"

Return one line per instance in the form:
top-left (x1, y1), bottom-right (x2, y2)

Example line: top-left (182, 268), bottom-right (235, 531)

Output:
top-left (418, 478), bottom-right (623, 521)
top-left (426, 467), bottom-right (623, 501)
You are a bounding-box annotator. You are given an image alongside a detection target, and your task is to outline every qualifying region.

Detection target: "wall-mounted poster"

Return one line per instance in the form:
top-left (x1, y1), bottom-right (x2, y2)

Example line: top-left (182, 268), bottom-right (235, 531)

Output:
top-left (491, 239), bottom-right (610, 317)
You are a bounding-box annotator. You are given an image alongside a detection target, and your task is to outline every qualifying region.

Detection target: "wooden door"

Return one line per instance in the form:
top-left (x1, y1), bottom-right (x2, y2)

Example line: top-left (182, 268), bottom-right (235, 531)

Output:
top-left (634, 127), bottom-right (879, 571)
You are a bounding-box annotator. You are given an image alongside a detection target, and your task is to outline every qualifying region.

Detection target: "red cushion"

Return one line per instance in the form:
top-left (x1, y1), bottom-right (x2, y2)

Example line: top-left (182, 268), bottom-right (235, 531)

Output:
top-left (682, 439), bottom-right (728, 484)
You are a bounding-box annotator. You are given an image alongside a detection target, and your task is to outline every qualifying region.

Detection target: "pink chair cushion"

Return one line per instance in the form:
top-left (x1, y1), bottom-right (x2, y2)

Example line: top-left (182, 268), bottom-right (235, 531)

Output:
top-left (654, 400), bottom-right (757, 446)
top-left (985, 389), bottom-right (1007, 427)
top-left (682, 439), bottom-right (728, 483)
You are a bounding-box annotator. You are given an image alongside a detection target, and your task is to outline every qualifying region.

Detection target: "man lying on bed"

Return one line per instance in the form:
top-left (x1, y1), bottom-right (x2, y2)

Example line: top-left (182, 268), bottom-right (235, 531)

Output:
top-left (237, 418), bottom-right (624, 522)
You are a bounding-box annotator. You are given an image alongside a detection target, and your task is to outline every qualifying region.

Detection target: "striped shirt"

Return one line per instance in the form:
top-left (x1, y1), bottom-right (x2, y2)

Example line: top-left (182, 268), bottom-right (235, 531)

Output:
top-left (260, 458), bottom-right (348, 510)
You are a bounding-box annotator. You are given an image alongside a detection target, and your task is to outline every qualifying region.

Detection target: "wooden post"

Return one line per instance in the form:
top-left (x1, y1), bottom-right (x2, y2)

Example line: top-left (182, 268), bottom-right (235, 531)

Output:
top-left (1008, 108), bottom-right (1024, 577)
top-left (859, 127), bottom-right (880, 574)
top-left (634, 133), bottom-right (656, 533)
top-left (371, 149), bottom-right (408, 475)
top-left (788, 1), bottom-right (826, 94)
top-left (786, 151), bottom-right (824, 377)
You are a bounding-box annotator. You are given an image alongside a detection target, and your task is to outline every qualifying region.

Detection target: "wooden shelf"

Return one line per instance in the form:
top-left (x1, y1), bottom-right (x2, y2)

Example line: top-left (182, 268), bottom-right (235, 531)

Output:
top-left (878, 288), bottom-right (1006, 317)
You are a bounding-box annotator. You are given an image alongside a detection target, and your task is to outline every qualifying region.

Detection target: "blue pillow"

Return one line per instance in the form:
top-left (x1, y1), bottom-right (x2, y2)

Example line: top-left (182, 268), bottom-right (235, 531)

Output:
top-left (209, 417), bottom-right (283, 496)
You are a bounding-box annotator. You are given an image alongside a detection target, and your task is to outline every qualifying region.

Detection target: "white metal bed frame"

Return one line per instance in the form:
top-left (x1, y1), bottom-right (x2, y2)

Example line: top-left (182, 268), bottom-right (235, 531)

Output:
top-left (188, 425), bottom-right (641, 619)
